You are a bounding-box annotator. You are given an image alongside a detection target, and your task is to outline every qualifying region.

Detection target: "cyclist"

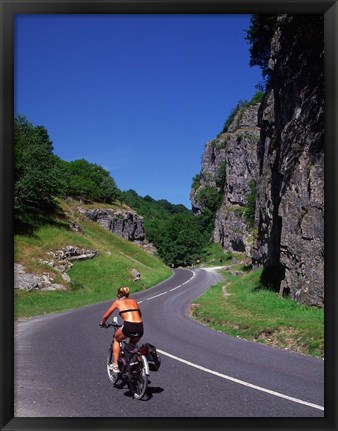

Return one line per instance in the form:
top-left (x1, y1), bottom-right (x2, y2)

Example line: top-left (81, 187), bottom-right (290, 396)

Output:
top-left (99, 286), bottom-right (144, 373)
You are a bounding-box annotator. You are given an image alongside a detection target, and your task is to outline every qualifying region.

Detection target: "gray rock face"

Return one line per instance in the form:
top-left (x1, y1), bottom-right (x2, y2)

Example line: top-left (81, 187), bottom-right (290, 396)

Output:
top-left (191, 103), bottom-right (260, 256)
top-left (252, 15), bottom-right (324, 307)
top-left (79, 208), bottom-right (145, 242)
top-left (190, 15), bottom-right (324, 308)
top-left (14, 263), bottom-right (66, 292)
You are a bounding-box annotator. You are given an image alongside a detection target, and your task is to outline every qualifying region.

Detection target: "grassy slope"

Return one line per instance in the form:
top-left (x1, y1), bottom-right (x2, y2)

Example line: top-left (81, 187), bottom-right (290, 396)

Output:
top-left (192, 267), bottom-right (324, 358)
top-left (14, 199), bottom-right (172, 318)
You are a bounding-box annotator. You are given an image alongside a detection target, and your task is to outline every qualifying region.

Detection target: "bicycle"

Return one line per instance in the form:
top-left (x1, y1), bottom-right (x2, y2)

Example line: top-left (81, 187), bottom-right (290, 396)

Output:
top-left (104, 318), bottom-right (149, 400)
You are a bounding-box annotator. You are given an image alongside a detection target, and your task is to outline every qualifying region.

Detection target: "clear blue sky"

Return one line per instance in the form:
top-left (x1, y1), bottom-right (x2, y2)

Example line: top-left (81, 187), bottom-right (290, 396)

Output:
top-left (15, 14), bottom-right (262, 208)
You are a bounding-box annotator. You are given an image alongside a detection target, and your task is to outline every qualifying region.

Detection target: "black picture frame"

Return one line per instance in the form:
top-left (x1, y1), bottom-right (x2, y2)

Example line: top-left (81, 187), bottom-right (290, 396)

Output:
top-left (1, 1), bottom-right (336, 430)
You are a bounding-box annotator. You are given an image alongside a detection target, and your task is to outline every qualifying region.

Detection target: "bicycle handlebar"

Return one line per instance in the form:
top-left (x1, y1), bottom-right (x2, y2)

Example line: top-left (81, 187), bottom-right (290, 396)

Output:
top-left (100, 322), bottom-right (122, 328)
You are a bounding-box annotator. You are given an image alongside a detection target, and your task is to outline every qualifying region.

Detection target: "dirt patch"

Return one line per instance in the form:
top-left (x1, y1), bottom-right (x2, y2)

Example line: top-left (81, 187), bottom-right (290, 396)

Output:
top-left (189, 303), bottom-right (199, 317)
top-left (222, 283), bottom-right (231, 298)
top-left (255, 327), bottom-right (307, 354)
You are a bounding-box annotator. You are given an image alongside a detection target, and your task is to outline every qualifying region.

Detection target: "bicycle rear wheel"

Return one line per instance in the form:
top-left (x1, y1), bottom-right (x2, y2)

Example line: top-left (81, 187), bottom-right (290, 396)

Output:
top-left (128, 354), bottom-right (148, 399)
top-left (106, 347), bottom-right (118, 385)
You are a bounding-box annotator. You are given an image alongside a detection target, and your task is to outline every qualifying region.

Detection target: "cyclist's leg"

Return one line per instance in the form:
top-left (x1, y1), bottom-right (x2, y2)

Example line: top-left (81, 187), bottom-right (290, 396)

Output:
top-left (113, 328), bottom-right (127, 366)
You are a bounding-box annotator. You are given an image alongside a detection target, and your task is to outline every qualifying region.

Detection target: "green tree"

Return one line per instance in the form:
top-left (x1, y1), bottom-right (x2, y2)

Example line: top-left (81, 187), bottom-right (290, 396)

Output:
top-left (14, 115), bottom-right (64, 213)
top-left (63, 159), bottom-right (118, 203)
top-left (155, 213), bottom-right (206, 266)
top-left (245, 15), bottom-right (279, 78)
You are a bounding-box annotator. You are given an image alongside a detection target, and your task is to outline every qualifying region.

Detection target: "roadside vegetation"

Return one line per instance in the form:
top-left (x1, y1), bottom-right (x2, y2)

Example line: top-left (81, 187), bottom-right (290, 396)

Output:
top-left (198, 243), bottom-right (232, 267)
top-left (191, 266), bottom-right (324, 358)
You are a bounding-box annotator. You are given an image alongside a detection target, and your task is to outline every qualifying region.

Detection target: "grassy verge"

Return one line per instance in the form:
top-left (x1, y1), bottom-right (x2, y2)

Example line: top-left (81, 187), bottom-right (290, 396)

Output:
top-left (200, 242), bottom-right (233, 266)
top-left (14, 199), bottom-right (172, 319)
top-left (192, 267), bottom-right (324, 358)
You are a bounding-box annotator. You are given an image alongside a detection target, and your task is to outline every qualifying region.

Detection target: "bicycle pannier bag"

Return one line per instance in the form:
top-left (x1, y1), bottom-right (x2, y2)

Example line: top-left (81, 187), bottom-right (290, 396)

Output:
top-left (144, 343), bottom-right (161, 371)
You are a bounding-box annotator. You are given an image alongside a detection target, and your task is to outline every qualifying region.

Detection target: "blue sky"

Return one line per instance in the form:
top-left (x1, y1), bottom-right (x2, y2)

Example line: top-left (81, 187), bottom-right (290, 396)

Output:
top-left (15, 14), bottom-right (262, 208)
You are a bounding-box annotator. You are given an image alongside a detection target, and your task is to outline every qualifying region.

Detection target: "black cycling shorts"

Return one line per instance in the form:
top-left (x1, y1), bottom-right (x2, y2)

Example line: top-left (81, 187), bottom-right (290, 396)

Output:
top-left (121, 321), bottom-right (144, 338)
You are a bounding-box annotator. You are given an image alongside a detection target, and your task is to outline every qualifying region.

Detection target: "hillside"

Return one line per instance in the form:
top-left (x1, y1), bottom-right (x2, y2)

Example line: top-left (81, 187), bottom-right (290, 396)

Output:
top-left (14, 198), bottom-right (172, 319)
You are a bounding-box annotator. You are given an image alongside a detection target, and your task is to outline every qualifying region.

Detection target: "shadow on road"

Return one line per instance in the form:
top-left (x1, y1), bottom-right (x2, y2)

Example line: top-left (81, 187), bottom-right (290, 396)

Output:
top-left (122, 385), bottom-right (164, 401)
top-left (113, 377), bottom-right (164, 401)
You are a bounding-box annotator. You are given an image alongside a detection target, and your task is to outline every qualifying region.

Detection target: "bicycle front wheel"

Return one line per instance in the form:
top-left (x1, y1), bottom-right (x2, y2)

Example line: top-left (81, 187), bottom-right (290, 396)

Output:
top-left (128, 354), bottom-right (148, 399)
top-left (106, 347), bottom-right (118, 385)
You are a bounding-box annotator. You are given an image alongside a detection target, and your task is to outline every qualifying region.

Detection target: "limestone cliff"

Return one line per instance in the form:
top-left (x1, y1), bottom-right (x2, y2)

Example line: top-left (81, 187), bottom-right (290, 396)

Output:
top-left (252, 15), bottom-right (324, 307)
top-left (191, 15), bottom-right (324, 307)
top-left (190, 102), bottom-right (260, 256)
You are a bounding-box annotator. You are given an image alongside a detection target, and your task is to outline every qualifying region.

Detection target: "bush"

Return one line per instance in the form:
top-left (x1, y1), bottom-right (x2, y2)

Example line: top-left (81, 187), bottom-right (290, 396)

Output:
top-left (215, 161), bottom-right (227, 191)
top-left (191, 174), bottom-right (201, 190)
top-left (250, 91), bottom-right (265, 105)
top-left (243, 180), bottom-right (257, 228)
top-left (197, 186), bottom-right (223, 213)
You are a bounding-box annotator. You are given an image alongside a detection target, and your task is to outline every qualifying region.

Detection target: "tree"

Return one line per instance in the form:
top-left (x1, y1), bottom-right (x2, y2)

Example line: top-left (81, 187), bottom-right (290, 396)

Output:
top-left (63, 159), bottom-right (118, 203)
top-left (155, 213), bottom-right (206, 266)
top-left (14, 115), bottom-right (64, 213)
top-left (245, 15), bottom-right (279, 78)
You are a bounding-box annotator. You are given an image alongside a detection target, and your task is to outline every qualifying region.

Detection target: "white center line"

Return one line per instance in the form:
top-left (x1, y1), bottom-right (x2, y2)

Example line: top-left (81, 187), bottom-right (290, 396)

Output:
top-left (157, 349), bottom-right (324, 412)
top-left (144, 270), bottom-right (196, 299)
top-left (169, 285), bottom-right (182, 291)
top-left (146, 291), bottom-right (168, 300)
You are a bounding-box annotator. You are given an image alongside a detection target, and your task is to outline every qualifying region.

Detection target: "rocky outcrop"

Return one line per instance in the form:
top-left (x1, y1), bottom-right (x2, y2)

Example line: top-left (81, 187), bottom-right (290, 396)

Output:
top-left (79, 208), bottom-right (145, 242)
top-left (15, 246), bottom-right (99, 291)
top-left (190, 103), bottom-right (260, 255)
top-left (14, 263), bottom-right (66, 291)
top-left (252, 15), bottom-right (324, 307)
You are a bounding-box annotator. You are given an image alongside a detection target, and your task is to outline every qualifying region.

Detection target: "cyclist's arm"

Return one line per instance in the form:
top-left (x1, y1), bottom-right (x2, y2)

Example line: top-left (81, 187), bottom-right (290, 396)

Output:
top-left (100, 301), bottom-right (118, 325)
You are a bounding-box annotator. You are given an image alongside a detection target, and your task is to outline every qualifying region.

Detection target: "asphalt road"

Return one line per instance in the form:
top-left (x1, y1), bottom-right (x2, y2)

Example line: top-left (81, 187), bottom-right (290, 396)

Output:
top-left (14, 267), bottom-right (324, 417)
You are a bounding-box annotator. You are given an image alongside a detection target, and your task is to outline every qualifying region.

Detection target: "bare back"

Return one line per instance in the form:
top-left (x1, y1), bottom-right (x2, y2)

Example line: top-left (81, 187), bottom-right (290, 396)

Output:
top-left (117, 298), bottom-right (142, 323)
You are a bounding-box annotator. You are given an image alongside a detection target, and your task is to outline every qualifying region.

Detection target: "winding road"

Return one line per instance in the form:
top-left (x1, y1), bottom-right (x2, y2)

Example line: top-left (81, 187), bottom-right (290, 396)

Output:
top-left (14, 267), bottom-right (324, 417)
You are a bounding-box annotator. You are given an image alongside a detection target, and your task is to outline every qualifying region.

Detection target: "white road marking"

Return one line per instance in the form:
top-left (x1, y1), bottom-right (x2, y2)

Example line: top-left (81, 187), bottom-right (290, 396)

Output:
top-left (146, 291), bottom-right (168, 300)
top-left (169, 285), bottom-right (182, 291)
top-left (146, 270), bottom-right (196, 297)
top-left (181, 270), bottom-right (196, 285)
top-left (157, 349), bottom-right (324, 412)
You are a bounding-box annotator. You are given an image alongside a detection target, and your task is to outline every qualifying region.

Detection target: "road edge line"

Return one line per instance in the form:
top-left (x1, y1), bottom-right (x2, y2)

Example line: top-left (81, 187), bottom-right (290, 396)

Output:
top-left (157, 349), bottom-right (324, 412)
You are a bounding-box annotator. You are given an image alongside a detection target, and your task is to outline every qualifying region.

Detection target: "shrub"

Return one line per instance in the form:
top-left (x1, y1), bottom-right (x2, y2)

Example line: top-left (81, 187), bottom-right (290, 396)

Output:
top-left (215, 161), bottom-right (227, 191)
top-left (243, 180), bottom-right (257, 228)
top-left (197, 186), bottom-right (223, 213)
top-left (191, 174), bottom-right (201, 190)
top-left (250, 91), bottom-right (265, 105)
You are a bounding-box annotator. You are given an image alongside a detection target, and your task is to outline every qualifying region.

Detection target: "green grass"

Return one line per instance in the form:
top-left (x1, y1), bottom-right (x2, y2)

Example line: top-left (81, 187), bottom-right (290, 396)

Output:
top-left (200, 242), bottom-right (233, 266)
top-left (192, 268), bottom-right (324, 358)
top-left (14, 199), bottom-right (172, 318)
